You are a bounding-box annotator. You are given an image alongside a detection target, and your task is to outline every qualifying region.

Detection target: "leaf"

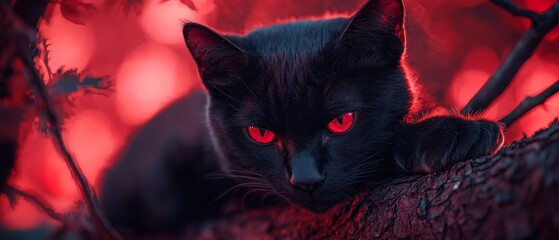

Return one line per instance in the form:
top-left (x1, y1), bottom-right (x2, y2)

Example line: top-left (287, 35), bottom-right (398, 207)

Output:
top-left (59, 0), bottom-right (98, 25)
top-left (47, 68), bottom-right (111, 98)
top-left (48, 68), bottom-right (80, 97)
top-left (81, 75), bottom-right (112, 93)
top-left (30, 68), bottom-right (112, 134)
top-left (160, 0), bottom-right (198, 11)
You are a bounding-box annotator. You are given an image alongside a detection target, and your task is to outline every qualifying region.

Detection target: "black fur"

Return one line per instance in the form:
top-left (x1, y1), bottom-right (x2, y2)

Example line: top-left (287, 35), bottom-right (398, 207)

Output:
top-left (100, 92), bottom-right (231, 232)
top-left (100, 0), bottom-right (503, 233)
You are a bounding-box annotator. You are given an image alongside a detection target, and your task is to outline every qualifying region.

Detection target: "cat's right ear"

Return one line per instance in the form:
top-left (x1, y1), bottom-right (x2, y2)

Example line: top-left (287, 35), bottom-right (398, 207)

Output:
top-left (337, 0), bottom-right (405, 64)
top-left (183, 23), bottom-right (247, 90)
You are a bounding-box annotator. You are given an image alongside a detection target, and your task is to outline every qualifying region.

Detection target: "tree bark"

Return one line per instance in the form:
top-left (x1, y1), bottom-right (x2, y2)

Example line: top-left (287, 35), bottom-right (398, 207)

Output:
top-left (183, 120), bottom-right (559, 239)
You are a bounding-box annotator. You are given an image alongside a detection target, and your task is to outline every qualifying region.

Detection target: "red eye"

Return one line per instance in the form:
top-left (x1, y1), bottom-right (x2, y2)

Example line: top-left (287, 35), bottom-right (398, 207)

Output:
top-left (327, 112), bottom-right (355, 134)
top-left (247, 126), bottom-right (276, 144)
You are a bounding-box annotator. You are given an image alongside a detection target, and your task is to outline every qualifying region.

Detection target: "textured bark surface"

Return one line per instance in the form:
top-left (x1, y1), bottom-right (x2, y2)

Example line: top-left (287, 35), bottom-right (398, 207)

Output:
top-left (184, 121), bottom-right (559, 239)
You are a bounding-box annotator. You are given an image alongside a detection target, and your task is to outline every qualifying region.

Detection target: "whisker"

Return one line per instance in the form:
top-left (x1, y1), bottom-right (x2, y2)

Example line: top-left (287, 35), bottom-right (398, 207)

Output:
top-left (228, 167), bottom-right (268, 178)
top-left (214, 182), bottom-right (269, 202)
top-left (241, 188), bottom-right (275, 210)
top-left (206, 81), bottom-right (243, 103)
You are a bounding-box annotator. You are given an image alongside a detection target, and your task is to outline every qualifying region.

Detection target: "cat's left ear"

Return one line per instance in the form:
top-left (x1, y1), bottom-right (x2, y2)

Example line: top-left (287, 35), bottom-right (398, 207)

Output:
top-left (183, 23), bottom-right (247, 90)
top-left (338, 0), bottom-right (405, 57)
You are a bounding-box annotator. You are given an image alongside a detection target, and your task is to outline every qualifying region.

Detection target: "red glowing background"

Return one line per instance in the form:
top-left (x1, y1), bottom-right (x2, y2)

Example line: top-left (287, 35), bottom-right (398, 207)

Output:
top-left (1, 0), bottom-right (558, 230)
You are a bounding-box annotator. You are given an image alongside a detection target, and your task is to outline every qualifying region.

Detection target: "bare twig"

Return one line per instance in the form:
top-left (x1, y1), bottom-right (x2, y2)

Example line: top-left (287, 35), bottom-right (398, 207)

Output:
top-left (461, 1), bottom-right (559, 114)
top-left (0, 2), bottom-right (120, 239)
top-left (19, 34), bottom-right (121, 240)
top-left (3, 184), bottom-right (102, 238)
top-left (40, 37), bottom-right (53, 81)
top-left (489, 0), bottom-right (539, 21)
top-left (3, 184), bottom-right (65, 222)
top-left (499, 80), bottom-right (559, 126)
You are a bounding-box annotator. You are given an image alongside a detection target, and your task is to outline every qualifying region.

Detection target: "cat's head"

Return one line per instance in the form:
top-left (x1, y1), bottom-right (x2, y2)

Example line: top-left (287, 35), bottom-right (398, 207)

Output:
top-left (183, 0), bottom-right (411, 213)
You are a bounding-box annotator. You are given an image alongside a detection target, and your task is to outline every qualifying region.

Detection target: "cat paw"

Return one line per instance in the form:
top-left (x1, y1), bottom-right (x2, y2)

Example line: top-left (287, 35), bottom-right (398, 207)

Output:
top-left (393, 116), bottom-right (504, 173)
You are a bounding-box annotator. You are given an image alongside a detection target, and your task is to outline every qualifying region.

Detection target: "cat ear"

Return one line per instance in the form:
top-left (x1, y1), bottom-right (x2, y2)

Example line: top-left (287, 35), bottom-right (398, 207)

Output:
top-left (338, 0), bottom-right (405, 55)
top-left (183, 23), bottom-right (247, 90)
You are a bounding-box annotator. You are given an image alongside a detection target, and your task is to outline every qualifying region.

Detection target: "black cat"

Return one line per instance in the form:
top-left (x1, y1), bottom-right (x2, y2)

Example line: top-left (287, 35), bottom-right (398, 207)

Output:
top-left (100, 0), bottom-right (504, 234)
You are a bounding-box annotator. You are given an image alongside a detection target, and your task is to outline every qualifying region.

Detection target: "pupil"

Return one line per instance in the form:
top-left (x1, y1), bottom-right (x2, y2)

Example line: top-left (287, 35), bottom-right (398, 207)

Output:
top-left (336, 115), bottom-right (343, 125)
top-left (259, 128), bottom-right (266, 136)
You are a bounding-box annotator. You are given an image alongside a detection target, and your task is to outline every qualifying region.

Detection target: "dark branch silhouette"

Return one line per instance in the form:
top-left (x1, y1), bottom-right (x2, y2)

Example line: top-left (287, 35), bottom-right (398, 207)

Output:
top-left (500, 80), bottom-right (559, 126)
top-left (461, 0), bottom-right (559, 114)
top-left (489, 0), bottom-right (539, 20)
top-left (21, 49), bottom-right (119, 240)
top-left (3, 185), bottom-right (64, 222)
top-left (0, 1), bottom-right (120, 239)
top-left (40, 37), bottom-right (54, 80)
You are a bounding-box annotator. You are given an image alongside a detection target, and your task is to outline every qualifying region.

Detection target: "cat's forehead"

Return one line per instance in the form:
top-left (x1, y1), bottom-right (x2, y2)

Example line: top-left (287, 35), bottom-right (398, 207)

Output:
top-left (229, 18), bottom-right (368, 129)
top-left (238, 67), bottom-right (363, 133)
top-left (240, 18), bottom-right (348, 55)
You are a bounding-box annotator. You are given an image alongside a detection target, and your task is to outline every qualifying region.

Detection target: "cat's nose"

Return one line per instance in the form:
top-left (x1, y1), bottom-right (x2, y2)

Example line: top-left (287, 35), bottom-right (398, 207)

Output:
top-left (289, 151), bottom-right (324, 192)
top-left (289, 174), bottom-right (324, 192)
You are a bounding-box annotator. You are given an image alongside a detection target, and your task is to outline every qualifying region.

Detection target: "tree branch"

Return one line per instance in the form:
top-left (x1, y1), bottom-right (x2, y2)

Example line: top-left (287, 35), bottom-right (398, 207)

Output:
top-left (461, 1), bottom-right (559, 114)
top-left (499, 80), bottom-right (559, 126)
top-left (489, 0), bottom-right (540, 21)
top-left (0, 2), bottom-right (120, 239)
top-left (182, 121), bottom-right (559, 239)
top-left (18, 30), bottom-right (121, 240)
top-left (3, 185), bottom-right (64, 222)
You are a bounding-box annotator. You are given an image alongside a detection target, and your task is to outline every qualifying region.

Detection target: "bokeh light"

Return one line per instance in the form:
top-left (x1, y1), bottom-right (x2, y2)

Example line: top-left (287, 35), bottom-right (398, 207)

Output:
top-left (512, 62), bottom-right (559, 136)
top-left (140, 0), bottom-right (215, 45)
top-left (116, 43), bottom-right (182, 125)
top-left (64, 110), bottom-right (117, 186)
top-left (448, 69), bottom-right (490, 109)
top-left (0, 195), bottom-right (44, 230)
top-left (39, 4), bottom-right (95, 71)
top-left (3, 0), bottom-right (559, 233)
